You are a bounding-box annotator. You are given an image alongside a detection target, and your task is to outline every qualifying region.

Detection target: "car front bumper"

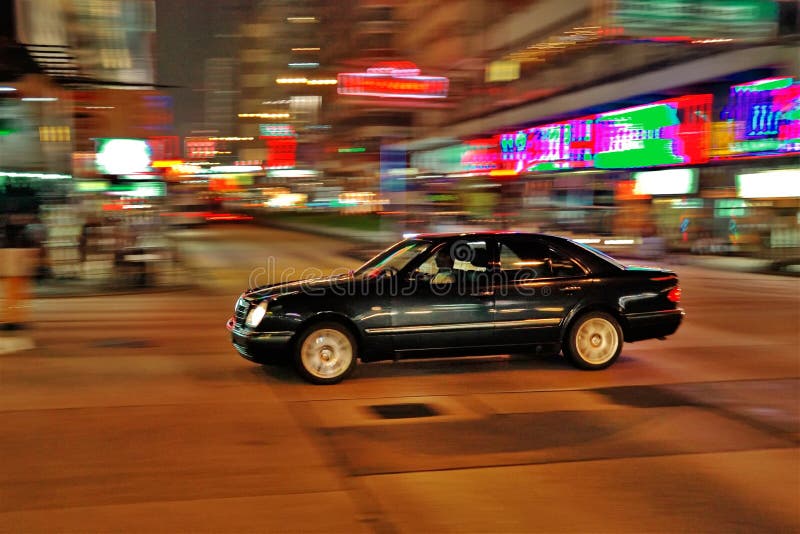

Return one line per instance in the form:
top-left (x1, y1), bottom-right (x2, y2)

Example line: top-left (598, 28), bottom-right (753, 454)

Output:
top-left (227, 317), bottom-right (293, 362)
top-left (623, 308), bottom-right (684, 342)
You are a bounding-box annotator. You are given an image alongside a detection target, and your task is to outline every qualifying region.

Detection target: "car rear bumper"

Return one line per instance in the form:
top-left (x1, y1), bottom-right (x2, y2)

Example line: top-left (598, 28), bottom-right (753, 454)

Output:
top-left (623, 308), bottom-right (684, 342)
top-left (227, 317), bottom-right (293, 362)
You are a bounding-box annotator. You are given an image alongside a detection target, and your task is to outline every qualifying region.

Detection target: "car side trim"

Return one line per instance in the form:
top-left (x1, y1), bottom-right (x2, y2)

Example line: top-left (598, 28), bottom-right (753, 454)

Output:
top-left (497, 318), bottom-right (561, 328)
top-left (365, 322), bottom-right (493, 334)
top-left (624, 309), bottom-right (684, 320)
top-left (364, 317), bottom-right (560, 335)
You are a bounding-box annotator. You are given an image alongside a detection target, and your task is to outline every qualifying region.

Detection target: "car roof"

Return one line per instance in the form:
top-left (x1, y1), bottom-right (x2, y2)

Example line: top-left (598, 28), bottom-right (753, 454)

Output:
top-left (409, 231), bottom-right (566, 242)
top-left (404, 232), bottom-right (621, 273)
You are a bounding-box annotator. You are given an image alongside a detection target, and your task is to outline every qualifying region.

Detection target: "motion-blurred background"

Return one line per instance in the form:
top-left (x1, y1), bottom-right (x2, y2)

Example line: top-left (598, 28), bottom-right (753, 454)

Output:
top-left (1, 0), bottom-right (798, 285)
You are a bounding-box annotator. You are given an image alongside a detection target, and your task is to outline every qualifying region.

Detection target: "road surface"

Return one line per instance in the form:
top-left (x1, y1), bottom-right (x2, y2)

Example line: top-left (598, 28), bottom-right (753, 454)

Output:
top-left (1, 224), bottom-right (798, 533)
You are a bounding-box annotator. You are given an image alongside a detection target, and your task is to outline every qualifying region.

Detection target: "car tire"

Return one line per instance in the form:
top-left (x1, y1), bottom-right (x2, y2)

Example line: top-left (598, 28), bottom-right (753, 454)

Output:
top-left (293, 322), bottom-right (357, 384)
top-left (563, 312), bottom-right (622, 370)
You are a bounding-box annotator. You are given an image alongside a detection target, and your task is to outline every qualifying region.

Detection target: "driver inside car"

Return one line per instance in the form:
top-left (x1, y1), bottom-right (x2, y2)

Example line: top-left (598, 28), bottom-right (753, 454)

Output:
top-left (431, 247), bottom-right (455, 285)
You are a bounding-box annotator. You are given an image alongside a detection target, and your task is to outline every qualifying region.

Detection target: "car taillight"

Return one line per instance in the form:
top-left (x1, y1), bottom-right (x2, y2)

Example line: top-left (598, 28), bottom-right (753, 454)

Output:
top-left (667, 287), bottom-right (682, 303)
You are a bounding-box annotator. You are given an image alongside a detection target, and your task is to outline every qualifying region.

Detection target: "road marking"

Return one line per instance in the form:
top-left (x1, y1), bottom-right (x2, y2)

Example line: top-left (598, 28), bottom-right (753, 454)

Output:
top-left (0, 336), bottom-right (35, 354)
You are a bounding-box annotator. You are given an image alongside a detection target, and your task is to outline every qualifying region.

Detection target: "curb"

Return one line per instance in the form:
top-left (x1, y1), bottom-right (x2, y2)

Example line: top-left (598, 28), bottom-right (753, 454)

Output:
top-left (33, 282), bottom-right (198, 299)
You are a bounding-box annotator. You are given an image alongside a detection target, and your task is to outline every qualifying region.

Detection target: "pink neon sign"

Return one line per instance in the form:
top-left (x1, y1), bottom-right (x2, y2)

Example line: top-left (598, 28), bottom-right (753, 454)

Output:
top-left (338, 62), bottom-right (449, 99)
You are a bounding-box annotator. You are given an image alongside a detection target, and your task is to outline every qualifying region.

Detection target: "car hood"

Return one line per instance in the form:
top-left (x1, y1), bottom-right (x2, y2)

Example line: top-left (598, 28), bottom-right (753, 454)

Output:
top-left (244, 274), bottom-right (351, 300)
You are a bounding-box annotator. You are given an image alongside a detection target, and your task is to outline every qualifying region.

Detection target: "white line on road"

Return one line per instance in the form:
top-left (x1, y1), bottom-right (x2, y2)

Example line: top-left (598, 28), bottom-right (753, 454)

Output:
top-left (0, 336), bottom-right (35, 354)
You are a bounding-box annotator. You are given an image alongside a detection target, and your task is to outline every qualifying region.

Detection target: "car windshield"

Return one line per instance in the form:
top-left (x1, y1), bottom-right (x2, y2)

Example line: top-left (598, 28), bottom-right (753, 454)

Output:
top-left (354, 240), bottom-right (433, 277)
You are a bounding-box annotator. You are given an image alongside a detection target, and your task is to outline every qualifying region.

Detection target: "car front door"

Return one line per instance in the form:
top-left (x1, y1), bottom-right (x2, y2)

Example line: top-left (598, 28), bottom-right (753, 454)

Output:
top-left (493, 236), bottom-right (590, 346)
top-left (389, 239), bottom-right (496, 353)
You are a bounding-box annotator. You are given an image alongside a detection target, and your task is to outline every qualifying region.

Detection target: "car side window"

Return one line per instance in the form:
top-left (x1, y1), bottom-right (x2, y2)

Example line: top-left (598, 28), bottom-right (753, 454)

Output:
top-left (411, 241), bottom-right (490, 285)
top-left (498, 238), bottom-right (583, 279)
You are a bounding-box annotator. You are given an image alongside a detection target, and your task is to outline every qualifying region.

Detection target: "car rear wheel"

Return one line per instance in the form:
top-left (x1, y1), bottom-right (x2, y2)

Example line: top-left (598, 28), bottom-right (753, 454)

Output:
top-left (294, 322), bottom-right (357, 384)
top-left (564, 312), bottom-right (622, 370)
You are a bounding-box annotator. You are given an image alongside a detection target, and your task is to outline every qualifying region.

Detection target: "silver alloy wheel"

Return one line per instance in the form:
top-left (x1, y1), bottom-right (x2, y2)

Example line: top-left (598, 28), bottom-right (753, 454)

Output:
top-left (574, 317), bottom-right (619, 364)
top-left (300, 328), bottom-right (354, 379)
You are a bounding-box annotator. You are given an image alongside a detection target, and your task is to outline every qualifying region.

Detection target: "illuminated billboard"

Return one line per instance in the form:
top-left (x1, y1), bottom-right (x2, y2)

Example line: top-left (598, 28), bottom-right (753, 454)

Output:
top-left (338, 62), bottom-right (449, 99)
top-left (500, 116), bottom-right (595, 172)
top-left (499, 95), bottom-right (711, 171)
top-left (266, 137), bottom-right (297, 169)
top-left (721, 77), bottom-right (800, 156)
top-left (460, 138), bottom-right (502, 171)
top-left (185, 137), bottom-right (216, 160)
top-left (593, 95), bottom-right (712, 169)
top-left (609, 0), bottom-right (778, 42)
top-left (259, 124), bottom-right (296, 137)
top-left (633, 168), bottom-right (698, 196)
top-left (95, 138), bottom-right (151, 175)
top-left (737, 169), bottom-right (800, 198)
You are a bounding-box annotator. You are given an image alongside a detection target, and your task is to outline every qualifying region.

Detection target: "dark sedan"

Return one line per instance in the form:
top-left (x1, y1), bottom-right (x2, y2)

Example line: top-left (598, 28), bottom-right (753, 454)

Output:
top-left (227, 232), bottom-right (684, 384)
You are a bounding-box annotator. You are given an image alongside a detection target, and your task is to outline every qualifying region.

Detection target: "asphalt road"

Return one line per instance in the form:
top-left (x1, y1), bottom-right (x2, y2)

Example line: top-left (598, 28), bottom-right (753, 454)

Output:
top-left (1, 224), bottom-right (798, 533)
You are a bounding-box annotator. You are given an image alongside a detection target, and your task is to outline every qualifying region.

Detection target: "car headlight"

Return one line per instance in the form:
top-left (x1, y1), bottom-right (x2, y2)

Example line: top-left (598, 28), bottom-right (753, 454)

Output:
top-left (245, 301), bottom-right (268, 327)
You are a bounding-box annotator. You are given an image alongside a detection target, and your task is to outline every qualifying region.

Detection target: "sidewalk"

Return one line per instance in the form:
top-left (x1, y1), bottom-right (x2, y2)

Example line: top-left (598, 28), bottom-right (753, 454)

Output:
top-left (29, 257), bottom-right (196, 299)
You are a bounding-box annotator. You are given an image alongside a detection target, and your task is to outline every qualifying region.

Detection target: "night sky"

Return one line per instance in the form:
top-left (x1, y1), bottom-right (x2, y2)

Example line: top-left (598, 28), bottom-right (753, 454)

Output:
top-left (155, 0), bottom-right (250, 138)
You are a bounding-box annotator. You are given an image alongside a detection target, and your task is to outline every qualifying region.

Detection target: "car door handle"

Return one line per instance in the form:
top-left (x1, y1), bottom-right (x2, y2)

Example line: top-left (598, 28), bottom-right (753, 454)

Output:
top-left (560, 286), bottom-right (582, 292)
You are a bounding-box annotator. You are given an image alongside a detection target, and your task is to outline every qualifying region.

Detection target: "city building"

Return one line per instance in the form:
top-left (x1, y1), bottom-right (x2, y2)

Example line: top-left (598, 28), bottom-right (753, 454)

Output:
top-left (204, 57), bottom-right (238, 136)
top-left (234, 0), bottom-right (332, 172)
top-left (387, 0), bottom-right (800, 257)
top-left (3, 0), bottom-right (170, 173)
top-left (318, 0), bottom-right (416, 189)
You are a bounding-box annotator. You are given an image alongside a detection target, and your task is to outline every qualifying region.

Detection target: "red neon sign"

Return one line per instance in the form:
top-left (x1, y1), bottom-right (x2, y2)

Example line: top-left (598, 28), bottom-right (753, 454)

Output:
top-left (461, 137), bottom-right (502, 171)
top-left (338, 62), bottom-right (448, 99)
top-left (266, 137), bottom-right (296, 169)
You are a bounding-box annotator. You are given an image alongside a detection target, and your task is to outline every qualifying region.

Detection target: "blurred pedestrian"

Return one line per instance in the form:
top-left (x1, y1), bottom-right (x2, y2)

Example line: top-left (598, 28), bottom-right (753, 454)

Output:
top-left (23, 215), bottom-right (49, 280)
top-left (79, 215), bottom-right (102, 277)
top-left (0, 214), bottom-right (39, 330)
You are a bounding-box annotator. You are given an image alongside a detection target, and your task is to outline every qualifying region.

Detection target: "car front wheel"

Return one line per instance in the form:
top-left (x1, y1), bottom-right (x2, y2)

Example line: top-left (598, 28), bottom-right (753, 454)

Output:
top-left (294, 322), bottom-right (357, 384)
top-left (563, 312), bottom-right (622, 370)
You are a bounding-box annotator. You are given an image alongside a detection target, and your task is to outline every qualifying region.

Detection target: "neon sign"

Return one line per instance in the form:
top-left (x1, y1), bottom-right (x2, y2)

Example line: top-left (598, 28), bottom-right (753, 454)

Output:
top-left (259, 124), bottom-right (296, 137)
top-left (338, 61), bottom-right (449, 99)
top-left (185, 138), bottom-right (216, 160)
top-left (722, 77), bottom-right (800, 155)
top-left (461, 138), bottom-right (501, 171)
top-left (499, 95), bottom-right (711, 170)
top-left (266, 137), bottom-right (296, 169)
top-left (500, 117), bottom-right (596, 172)
top-left (594, 95), bottom-right (711, 169)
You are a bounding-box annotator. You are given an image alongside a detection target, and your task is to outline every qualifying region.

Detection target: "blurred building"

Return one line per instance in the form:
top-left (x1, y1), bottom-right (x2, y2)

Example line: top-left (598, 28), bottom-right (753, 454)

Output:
top-left (2, 0), bottom-right (176, 281)
top-left (318, 0), bottom-right (416, 189)
top-left (71, 89), bottom-right (173, 153)
top-left (204, 58), bottom-right (238, 136)
top-left (2, 0), bottom-right (171, 174)
top-left (378, 0), bottom-right (800, 258)
top-left (234, 0), bottom-right (333, 172)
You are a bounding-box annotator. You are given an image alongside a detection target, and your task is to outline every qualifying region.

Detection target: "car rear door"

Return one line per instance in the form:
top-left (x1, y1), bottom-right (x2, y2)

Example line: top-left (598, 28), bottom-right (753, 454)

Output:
top-left (493, 236), bottom-right (591, 346)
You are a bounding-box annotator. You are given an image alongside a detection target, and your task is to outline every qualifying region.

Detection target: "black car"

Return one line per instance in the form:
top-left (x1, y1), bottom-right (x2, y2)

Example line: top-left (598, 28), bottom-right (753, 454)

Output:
top-left (227, 232), bottom-right (684, 384)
